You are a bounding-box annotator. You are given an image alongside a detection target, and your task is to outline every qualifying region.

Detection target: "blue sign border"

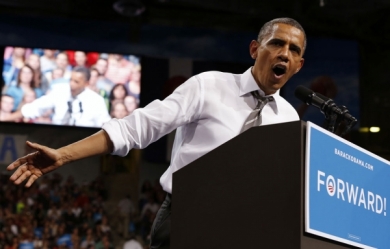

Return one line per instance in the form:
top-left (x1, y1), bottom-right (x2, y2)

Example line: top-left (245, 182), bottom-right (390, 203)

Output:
top-left (305, 122), bottom-right (390, 249)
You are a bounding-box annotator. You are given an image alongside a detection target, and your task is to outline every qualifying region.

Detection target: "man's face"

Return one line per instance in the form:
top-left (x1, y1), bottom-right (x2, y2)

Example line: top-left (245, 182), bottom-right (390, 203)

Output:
top-left (89, 70), bottom-right (98, 86)
top-left (1, 96), bottom-right (14, 113)
top-left (52, 68), bottom-right (64, 80)
top-left (27, 54), bottom-right (40, 70)
top-left (95, 59), bottom-right (108, 75)
top-left (250, 23), bottom-right (305, 95)
top-left (56, 53), bottom-right (69, 69)
top-left (75, 51), bottom-right (87, 66)
top-left (44, 49), bottom-right (56, 58)
top-left (70, 72), bottom-right (88, 97)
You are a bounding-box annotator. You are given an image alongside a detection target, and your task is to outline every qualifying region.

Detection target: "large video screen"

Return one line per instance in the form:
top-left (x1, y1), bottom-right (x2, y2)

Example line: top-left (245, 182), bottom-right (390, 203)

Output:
top-left (1, 47), bottom-right (141, 128)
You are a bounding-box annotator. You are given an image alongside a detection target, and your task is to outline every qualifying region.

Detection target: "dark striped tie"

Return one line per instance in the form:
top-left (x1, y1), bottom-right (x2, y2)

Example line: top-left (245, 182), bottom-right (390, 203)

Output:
top-left (240, 91), bottom-right (274, 133)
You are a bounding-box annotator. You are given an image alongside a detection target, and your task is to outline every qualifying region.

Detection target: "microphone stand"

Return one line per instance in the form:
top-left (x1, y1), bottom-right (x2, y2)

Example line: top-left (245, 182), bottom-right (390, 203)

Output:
top-left (322, 102), bottom-right (357, 136)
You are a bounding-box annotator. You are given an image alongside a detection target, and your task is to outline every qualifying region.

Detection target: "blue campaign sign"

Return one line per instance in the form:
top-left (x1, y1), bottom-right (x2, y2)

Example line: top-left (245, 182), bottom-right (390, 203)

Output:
top-left (305, 122), bottom-right (390, 249)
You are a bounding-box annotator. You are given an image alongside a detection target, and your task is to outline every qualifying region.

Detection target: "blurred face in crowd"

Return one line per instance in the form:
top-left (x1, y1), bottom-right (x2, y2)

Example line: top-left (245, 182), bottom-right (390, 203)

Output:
top-left (23, 90), bottom-right (36, 103)
top-left (112, 54), bottom-right (124, 61)
top-left (131, 70), bottom-right (141, 82)
top-left (112, 102), bottom-right (128, 119)
top-left (124, 95), bottom-right (137, 113)
top-left (13, 47), bottom-right (26, 57)
top-left (44, 49), bottom-right (56, 59)
top-left (250, 23), bottom-right (304, 95)
top-left (113, 85), bottom-right (127, 99)
top-left (70, 72), bottom-right (88, 97)
top-left (1, 96), bottom-right (14, 113)
top-left (52, 68), bottom-right (64, 80)
top-left (19, 66), bottom-right (34, 85)
top-left (89, 69), bottom-right (98, 86)
top-left (95, 59), bottom-right (108, 75)
top-left (27, 54), bottom-right (40, 71)
top-left (56, 53), bottom-right (69, 70)
top-left (75, 51), bottom-right (87, 66)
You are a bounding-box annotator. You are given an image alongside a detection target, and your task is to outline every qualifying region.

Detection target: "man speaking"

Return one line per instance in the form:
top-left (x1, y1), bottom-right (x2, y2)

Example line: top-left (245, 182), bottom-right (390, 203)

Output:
top-left (7, 17), bottom-right (305, 249)
top-left (9, 66), bottom-right (111, 127)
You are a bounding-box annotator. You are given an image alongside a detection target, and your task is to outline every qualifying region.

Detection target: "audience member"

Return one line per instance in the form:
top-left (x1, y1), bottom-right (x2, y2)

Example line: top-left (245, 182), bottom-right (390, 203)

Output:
top-left (105, 54), bottom-right (134, 85)
top-left (109, 84), bottom-right (128, 112)
top-left (1, 172), bottom-right (169, 248)
top-left (127, 65), bottom-right (141, 98)
top-left (40, 49), bottom-right (57, 74)
top-left (123, 95), bottom-right (138, 114)
top-left (0, 95), bottom-right (15, 121)
top-left (110, 101), bottom-right (129, 119)
top-left (4, 65), bottom-right (43, 111)
top-left (74, 51), bottom-right (87, 67)
top-left (26, 54), bottom-right (49, 93)
top-left (3, 47), bottom-right (28, 86)
top-left (88, 68), bottom-right (109, 107)
top-left (55, 52), bottom-right (72, 79)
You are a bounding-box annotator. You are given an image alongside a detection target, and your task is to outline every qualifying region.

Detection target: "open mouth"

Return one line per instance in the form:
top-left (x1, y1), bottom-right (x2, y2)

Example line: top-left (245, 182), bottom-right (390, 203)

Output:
top-left (272, 65), bottom-right (287, 76)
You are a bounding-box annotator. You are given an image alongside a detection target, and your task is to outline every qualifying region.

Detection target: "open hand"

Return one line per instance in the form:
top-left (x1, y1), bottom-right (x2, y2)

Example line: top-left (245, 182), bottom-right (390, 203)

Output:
top-left (6, 141), bottom-right (63, 187)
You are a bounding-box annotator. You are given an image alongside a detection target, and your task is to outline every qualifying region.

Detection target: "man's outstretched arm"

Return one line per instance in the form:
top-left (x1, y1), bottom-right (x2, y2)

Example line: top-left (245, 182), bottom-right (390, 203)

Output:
top-left (7, 129), bottom-right (113, 187)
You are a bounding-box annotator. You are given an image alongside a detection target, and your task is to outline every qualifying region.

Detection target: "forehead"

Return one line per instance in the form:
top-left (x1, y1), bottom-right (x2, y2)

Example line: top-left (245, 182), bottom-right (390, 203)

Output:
top-left (72, 72), bottom-right (87, 81)
top-left (57, 53), bottom-right (67, 59)
top-left (1, 96), bottom-right (13, 102)
top-left (125, 96), bottom-right (135, 102)
top-left (21, 66), bottom-right (32, 72)
top-left (265, 23), bottom-right (304, 47)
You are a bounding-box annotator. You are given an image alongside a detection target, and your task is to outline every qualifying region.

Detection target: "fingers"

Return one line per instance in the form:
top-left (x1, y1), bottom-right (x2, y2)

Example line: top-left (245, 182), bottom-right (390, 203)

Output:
top-left (25, 174), bottom-right (39, 188)
top-left (10, 165), bottom-right (31, 184)
top-left (7, 141), bottom-right (40, 171)
top-left (6, 157), bottom-right (27, 171)
top-left (10, 165), bottom-right (39, 187)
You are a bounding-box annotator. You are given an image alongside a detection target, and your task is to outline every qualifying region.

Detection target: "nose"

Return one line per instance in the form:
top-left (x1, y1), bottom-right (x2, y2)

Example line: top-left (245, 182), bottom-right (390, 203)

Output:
top-left (278, 45), bottom-right (289, 63)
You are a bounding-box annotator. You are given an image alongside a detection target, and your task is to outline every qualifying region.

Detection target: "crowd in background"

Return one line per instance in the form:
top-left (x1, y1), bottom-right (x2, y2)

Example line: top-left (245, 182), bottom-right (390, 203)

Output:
top-left (0, 173), bottom-right (166, 249)
top-left (0, 47), bottom-right (141, 123)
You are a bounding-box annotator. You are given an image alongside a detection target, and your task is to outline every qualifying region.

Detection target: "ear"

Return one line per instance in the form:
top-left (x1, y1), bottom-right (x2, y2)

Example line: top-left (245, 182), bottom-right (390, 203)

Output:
top-left (249, 40), bottom-right (259, 59)
top-left (294, 58), bottom-right (305, 74)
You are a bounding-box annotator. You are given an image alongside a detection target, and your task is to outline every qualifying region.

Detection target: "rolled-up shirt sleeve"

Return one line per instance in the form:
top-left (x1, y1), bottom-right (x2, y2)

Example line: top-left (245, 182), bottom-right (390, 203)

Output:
top-left (102, 75), bottom-right (204, 156)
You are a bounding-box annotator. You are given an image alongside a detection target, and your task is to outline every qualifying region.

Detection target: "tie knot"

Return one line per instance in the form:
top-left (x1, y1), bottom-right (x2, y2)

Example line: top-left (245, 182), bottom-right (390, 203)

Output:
top-left (251, 91), bottom-right (273, 105)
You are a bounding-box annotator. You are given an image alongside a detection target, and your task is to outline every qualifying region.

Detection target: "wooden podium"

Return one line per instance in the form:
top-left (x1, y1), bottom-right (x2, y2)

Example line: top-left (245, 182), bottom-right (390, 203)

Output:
top-left (171, 121), bottom-right (357, 249)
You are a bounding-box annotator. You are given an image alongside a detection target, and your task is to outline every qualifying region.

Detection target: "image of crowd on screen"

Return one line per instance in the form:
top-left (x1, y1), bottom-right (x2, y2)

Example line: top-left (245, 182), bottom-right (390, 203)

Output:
top-left (1, 47), bottom-right (141, 120)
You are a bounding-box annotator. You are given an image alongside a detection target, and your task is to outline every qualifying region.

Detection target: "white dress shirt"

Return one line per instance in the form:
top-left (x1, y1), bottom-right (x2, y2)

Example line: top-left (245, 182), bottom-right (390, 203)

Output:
top-left (22, 84), bottom-right (111, 127)
top-left (102, 68), bottom-right (299, 193)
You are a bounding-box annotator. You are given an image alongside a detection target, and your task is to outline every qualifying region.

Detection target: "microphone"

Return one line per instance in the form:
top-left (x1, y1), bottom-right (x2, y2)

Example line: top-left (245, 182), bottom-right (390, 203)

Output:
top-left (314, 92), bottom-right (357, 124)
top-left (294, 85), bottom-right (357, 135)
top-left (294, 85), bottom-right (342, 117)
top-left (79, 102), bottom-right (83, 113)
top-left (67, 101), bottom-right (72, 114)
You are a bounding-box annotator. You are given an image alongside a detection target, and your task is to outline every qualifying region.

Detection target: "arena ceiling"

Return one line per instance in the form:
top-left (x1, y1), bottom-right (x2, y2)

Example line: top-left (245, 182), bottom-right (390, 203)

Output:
top-left (0, 0), bottom-right (389, 43)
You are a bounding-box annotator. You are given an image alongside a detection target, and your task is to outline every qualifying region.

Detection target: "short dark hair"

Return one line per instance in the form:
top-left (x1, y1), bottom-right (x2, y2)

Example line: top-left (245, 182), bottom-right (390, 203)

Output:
top-left (257, 17), bottom-right (307, 54)
top-left (72, 66), bottom-right (91, 81)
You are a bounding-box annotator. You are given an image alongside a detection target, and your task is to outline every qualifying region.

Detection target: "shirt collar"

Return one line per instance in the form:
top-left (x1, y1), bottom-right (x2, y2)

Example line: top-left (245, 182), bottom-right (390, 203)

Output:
top-left (239, 67), bottom-right (280, 114)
